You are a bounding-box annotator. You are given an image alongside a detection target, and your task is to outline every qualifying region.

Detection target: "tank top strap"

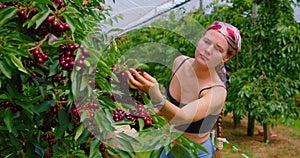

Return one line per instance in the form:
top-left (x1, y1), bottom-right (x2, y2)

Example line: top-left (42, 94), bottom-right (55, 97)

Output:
top-left (198, 85), bottom-right (226, 98)
top-left (170, 57), bottom-right (190, 81)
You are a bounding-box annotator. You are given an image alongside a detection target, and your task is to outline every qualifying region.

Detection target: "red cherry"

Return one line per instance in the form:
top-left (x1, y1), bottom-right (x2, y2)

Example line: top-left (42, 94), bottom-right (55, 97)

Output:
top-left (50, 133), bottom-right (55, 139)
top-left (77, 59), bottom-right (84, 66)
top-left (72, 108), bottom-right (78, 115)
top-left (60, 17), bottom-right (66, 22)
top-left (38, 58), bottom-right (44, 63)
top-left (46, 16), bottom-right (54, 23)
top-left (65, 56), bottom-right (70, 61)
top-left (69, 60), bottom-right (75, 67)
top-left (100, 147), bottom-right (106, 152)
top-left (60, 60), bottom-right (66, 65)
top-left (65, 51), bottom-right (71, 56)
top-left (52, 21), bottom-right (59, 28)
top-left (63, 23), bottom-right (70, 31)
top-left (17, 10), bottom-right (25, 17)
top-left (58, 24), bottom-right (64, 31)
top-left (80, 55), bottom-right (85, 60)
top-left (137, 107), bottom-right (143, 112)
top-left (58, 45), bottom-right (66, 52)
top-left (60, 2), bottom-right (66, 8)
top-left (82, 48), bottom-right (89, 56)
top-left (43, 54), bottom-right (49, 60)
top-left (63, 63), bottom-right (69, 69)
top-left (146, 119), bottom-right (152, 126)
top-left (32, 49), bottom-right (40, 55)
top-left (24, 14), bottom-right (29, 19)
top-left (43, 134), bottom-right (49, 140)
top-left (89, 111), bottom-right (95, 118)
top-left (67, 43), bottom-right (74, 50)
top-left (145, 111), bottom-right (151, 117)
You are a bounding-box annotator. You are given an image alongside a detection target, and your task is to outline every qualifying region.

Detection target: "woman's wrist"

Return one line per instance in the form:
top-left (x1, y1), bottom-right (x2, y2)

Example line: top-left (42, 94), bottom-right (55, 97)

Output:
top-left (148, 83), bottom-right (164, 103)
top-left (152, 96), bottom-right (166, 108)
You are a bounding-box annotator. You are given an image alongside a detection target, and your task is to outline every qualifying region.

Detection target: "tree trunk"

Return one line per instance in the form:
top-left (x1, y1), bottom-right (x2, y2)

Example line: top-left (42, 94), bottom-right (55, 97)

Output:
top-left (252, 3), bottom-right (258, 24)
top-left (233, 112), bottom-right (241, 128)
top-left (247, 111), bottom-right (255, 136)
top-left (213, 0), bottom-right (219, 12)
top-left (263, 123), bottom-right (271, 143)
top-left (199, 0), bottom-right (204, 15)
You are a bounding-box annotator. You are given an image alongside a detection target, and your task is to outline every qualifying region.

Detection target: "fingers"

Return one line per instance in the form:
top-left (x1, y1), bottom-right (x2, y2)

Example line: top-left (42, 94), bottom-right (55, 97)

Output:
top-left (126, 70), bottom-right (142, 90)
top-left (130, 68), bottom-right (148, 84)
top-left (143, 72), bottom-right (157, 83)
top-left (126, 68), bottom-right (157, 94)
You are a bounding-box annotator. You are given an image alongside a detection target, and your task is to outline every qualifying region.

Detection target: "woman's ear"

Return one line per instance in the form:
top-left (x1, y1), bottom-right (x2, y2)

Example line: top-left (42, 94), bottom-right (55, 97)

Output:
top-left (223, 53), bottom-right (233, 63)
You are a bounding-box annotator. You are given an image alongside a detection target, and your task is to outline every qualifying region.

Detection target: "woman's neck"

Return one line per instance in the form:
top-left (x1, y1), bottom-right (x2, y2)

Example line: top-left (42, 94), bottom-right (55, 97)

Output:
top-left (191, 60), bottom-right (222, 84)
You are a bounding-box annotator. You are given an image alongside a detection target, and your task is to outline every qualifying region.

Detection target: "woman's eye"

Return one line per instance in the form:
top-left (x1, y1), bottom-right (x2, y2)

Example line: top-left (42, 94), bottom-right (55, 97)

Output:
top-left (204, 39), bottom-right (210, 44)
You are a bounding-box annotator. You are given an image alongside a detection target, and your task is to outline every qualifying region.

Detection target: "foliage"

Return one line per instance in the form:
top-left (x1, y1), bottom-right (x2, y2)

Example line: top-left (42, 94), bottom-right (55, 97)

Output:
top-left (0, 1), bottom-right (207, 157)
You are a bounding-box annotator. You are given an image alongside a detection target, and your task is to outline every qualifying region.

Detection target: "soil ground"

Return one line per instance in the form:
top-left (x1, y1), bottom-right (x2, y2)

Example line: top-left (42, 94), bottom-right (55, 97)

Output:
top-left (221, 113), bottom-right (300, 158)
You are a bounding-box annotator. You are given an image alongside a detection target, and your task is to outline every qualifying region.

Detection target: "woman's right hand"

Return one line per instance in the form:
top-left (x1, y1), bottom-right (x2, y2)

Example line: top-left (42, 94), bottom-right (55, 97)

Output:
top-left (126, 68), bottom-right (164, 103)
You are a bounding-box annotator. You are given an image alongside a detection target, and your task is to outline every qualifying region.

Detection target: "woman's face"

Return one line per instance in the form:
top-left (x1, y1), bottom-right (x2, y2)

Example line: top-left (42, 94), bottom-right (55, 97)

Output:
top-left (195, 30), bottom-right (229, 68)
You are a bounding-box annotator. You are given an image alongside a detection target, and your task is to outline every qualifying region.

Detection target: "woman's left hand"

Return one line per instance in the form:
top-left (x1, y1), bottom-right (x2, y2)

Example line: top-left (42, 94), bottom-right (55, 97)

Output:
top-left (126, 69), bottom-right (164, 103)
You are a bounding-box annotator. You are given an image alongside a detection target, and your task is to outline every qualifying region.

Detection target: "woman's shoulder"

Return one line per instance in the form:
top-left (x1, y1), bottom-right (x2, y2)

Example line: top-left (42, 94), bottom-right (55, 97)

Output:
top-left (173, 55), bottom-right (190, 67)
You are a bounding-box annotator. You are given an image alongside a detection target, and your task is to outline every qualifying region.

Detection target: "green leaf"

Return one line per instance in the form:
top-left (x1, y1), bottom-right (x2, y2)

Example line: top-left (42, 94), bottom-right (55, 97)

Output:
top-left (80, 77), bottom-right (88, 91)
top-left (71, 0), bottom-right (84, 7)
top-left (4, 47), bottom-right (29, 57)
top-left (74, 124), bottom-right (84, 141)
top-left (24, 0), bottom-right (52, 4)
top-left (27, 9), bottom-right (50, 29)
top-left (0, 93), bottom-right (9, 100)
top-left (49, 60), bottom-right (59, 76)
top-left (0, 60), bottom-right (12, 79)
top-left (14, 100), bottom-right (33, 115)
top-left (58, 110), bottom-right (69, 126)
top-left (76, 130), bottom-right (91, 145)
top-left (63, 14), bottom-right (76, 33)
top-left (4, 109), bottom-right (13, 133)
top-left (89, 138), bottom-right (100, 158)
top-left (7, 54), bottom-right (28, 74)
top-left (51, 39), bottom-right (75, 47)
top-left (0, 6), bottom-right (18, 27)
top-left (35, 10), bottom-right (51, 29)
top-left (138, 118), bottom-right (145, 131)
top-left (95, 110), bottom-right (115, 132)
top-left (34, 143), bottom-right (45, 157)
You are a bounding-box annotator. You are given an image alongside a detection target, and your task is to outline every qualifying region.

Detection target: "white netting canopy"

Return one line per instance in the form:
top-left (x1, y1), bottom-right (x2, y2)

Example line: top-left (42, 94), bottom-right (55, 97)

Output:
top-left (102, 0), bottom-right (300, 35)
top-left (102, 0), bottom-right (213, 34)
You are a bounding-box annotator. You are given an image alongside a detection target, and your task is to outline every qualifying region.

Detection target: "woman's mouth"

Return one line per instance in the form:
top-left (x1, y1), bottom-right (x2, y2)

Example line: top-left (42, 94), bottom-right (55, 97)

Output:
top-left (200, 54), bottom-right (209, 61)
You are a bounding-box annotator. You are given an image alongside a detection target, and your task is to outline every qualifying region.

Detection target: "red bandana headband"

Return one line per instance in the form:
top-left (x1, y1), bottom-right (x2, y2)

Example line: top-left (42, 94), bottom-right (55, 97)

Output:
top-left (207, 21), bottom-right (241, 55)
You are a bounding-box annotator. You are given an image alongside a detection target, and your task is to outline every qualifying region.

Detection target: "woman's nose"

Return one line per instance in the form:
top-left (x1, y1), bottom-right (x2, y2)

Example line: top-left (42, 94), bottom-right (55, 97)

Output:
top-left (204, 44), bottom-right (214, 55)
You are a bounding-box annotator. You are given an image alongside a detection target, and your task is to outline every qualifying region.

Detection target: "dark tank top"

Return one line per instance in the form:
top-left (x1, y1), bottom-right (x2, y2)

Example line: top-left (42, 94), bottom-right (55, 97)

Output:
top-left (166, 57), bottom-right (226, 133)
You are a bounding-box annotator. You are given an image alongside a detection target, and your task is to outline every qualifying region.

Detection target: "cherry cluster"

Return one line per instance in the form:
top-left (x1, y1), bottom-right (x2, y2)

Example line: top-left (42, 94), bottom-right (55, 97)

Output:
top-left (42, 15), bottom-right (70, 37)
top-left (30, 48), bottom-right (49, 64)
top-left (38, 105), bottom-right (60, 132)
top-left (50, 0), bottom-right (66, 9)
top-left (112, 102), bottom-right (153, 131)
top-left (73, 101), bottom-right (100, 119)
top-left (43, 132), bottom-right (57, 146)
top-left (9, 0), bottom-right (70, 37)
top-left (17, 8), bottom-right (38, 21)
top-left (99, 142), bottom-right (107, 153)
top-left (0, 100), bottom-right (22, 113)
top-left (0, 2), bottom-right (18, 8)
top-left (58, 44), bottom-right (90, 72)
top-left (58, 43), bottom-right (78, 71)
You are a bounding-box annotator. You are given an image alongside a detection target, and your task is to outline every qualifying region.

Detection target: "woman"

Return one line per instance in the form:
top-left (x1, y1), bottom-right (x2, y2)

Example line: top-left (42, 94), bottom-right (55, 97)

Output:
top-left (127, 21), bottom-right (241, 158)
